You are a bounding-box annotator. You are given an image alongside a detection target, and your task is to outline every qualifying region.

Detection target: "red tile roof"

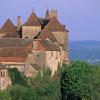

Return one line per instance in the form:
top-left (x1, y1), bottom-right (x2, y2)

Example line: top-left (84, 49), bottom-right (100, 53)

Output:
top-left (0, 48), bottom-right (28, 62)
top-left (0, 48), bottom-right (28, 57)
top-left (0, 38), bottom-right (32, 48)
top-left (24, 12), bottom-right (41, 26)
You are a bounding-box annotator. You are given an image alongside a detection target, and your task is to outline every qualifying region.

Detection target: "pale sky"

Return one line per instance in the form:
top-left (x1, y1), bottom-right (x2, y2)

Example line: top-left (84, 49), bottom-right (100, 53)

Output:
top-left (0, 0), bottom-right (100, 41)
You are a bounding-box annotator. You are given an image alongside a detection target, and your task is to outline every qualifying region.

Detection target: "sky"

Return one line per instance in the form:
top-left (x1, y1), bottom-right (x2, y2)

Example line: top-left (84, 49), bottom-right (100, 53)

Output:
top-left (0, 0), bottom-right (100, 41)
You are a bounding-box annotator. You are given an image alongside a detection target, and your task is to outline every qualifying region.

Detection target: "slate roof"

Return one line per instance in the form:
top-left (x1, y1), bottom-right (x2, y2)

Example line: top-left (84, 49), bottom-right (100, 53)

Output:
top-left (38, 28), bottom-right (57, 42)
top-left (24, 12), bottom-right (41, 26)
top-left (0, 19), bottom-right (17, 37)
top-left (46, 17), bottom-right (69, 32)
top-left (0, 38), bottom-right (32, 48)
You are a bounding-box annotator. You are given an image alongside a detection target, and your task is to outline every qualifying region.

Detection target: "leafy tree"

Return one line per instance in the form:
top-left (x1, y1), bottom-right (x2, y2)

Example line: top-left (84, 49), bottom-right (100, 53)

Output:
top-left (61, 61), bottom-right (99, 100)
top-left (0, 90), bottom-right (12, 100)
top-left (9, 85), bottom-right (35, 100)
top-left (30, 68), bottom-right (60, 100)
top-left (8, 68), bottom-right (27, 86)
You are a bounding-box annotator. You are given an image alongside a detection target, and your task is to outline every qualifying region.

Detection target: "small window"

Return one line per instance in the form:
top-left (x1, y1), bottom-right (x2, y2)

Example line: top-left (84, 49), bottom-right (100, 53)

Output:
top-left (3, 71), bottom-right (5, 77)
top-left (51, 51), bottom-right (53, 57)
top-left (25, 29), bottom-right (27, 31)
top-left (25, 37), bottom-right (28, 38)
top-left (1, 71), bottom-right (2, 77)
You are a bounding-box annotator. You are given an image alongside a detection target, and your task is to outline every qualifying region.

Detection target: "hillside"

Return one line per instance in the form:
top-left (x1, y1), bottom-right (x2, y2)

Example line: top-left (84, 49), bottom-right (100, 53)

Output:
top-left (69, 40), bottom-right (100, 64)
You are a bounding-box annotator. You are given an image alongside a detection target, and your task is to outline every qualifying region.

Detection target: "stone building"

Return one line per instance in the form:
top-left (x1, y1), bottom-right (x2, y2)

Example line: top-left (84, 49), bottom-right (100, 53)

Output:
top-left (0, 64), bottom-right (11, 90)
top-left (22, 12), bottom-right (41, 39)
top-left (32, 39), bottom-right (61, 76)
top-left (0, 9), bottom-right (70, 90)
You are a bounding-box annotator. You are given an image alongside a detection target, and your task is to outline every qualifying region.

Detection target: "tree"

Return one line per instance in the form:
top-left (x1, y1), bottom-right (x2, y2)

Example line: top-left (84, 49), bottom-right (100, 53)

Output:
top-left (30, 68), bottom-right (60, 100)
top-left (9, 85), bottom-right (35, 100)
top-left (0, 90), bottom-right (12, 100)
top-left (8, 68), bottom-right (27, 86)
top-left (61, 61), bottom-right (99, 100)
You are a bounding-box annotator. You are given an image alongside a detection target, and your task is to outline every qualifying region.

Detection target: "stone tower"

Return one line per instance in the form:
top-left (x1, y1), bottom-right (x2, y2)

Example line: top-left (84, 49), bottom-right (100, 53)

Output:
top-left (50, 10), bottom-right (57, 18)
top-left (22, 11), bottom-right (41, 39)
top-left (46, 10), bottom-right (69, 64)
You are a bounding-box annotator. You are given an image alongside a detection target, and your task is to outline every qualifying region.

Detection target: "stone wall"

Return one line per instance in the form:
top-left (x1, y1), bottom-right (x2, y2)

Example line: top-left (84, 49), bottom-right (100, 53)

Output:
top-left (52, 31), bottom-right (68, 49)
top-left (32, 51), bottom-right (45, 67)
top-left (22, 26), bottom-right (41, 39)
top-left (0, 69), bottom-right (11, 91)
top-left (45, 51), bottom-right (62, 76)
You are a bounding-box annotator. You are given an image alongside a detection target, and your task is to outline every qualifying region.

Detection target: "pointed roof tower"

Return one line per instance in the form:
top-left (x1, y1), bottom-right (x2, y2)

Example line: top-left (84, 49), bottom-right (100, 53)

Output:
top-left (1, 19), bottom-right (16, 32)
top-left (46, 17), bottom-right (69, 32)
top-left (45, 9), bottom-right (50, 20)
top-left (24, 11), bottom-right (41, 26)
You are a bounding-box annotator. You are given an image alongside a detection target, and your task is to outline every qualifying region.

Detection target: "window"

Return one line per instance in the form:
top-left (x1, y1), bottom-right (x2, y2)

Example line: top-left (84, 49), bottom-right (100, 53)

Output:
top-left (3, 71), bottom-right (5, 77)
top-left (1, 71), bottom-right (2, 77)
top-left (33, 41), bottom-right (38, 49)
top-left (1, 71), bottom-right (5, 77)
top-left (25, 37), bottom-right (28, 38)
top-left (51, 51), bottom-right (53, 57)
top-left (25, 29), bottom-right (27, 32)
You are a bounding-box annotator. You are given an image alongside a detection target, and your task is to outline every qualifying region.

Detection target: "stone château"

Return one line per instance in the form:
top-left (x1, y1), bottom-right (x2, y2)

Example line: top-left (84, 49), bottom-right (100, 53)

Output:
top-left (0, 9), bottom-right (70, 90)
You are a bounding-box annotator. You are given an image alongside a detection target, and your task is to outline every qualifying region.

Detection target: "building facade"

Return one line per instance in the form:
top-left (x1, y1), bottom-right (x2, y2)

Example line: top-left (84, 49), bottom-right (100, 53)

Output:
top-left (0, 9), bottom-right (70, 90)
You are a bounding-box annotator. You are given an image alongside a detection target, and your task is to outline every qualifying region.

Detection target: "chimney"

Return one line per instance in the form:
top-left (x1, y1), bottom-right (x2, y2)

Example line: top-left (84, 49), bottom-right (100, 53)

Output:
top-left (50, 10), bottom-right (57, 18)
top-left (17, 16), bottom-right (22, 32)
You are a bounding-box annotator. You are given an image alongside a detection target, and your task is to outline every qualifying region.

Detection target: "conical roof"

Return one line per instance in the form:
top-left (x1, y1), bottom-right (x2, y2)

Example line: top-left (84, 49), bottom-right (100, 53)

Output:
top-left (1, 19), bottom-right (16, 32)
top-left (46, 17), bottom-right (69, 32)
top-left (24, 12), bottom-right (41, 26)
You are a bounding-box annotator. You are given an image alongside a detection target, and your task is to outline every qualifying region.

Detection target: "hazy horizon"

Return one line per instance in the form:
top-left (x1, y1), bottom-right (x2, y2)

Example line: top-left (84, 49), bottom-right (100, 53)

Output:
top-left (0, 0), bottom-right (100, 41)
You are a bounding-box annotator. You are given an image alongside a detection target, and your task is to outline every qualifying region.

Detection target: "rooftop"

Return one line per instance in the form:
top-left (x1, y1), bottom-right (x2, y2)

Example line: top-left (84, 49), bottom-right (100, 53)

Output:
top-left (46, 17), bottom-right (68, 32)
top-left (24, 12), bottom-right (41, 26)
top-left (38, 28), bottom-right (57, 42)
top-left (0, 38), bottom-right (32, 48)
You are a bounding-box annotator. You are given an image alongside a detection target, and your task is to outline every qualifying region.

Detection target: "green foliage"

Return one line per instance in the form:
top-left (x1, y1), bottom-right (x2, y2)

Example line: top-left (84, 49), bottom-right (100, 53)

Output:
top-left (8, 68), bottom-right (27, 86)
top-left (0, 90), bottom-right (12, 100)
top-left (0, 68), bottom-right (61, 100)
top-left (61, 61), bottom-right (100, 100)
top-left (29, 68), bottom-right (60, 100)
top-left (1, 62), bottom-right (99, 100)
top-left (9, 85), bottom-right (35, 100)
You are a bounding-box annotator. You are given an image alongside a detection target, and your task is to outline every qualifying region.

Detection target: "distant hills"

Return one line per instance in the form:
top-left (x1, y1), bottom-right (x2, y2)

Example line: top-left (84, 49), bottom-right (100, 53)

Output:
top-left (69, 40), bottom-right (100, 64)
